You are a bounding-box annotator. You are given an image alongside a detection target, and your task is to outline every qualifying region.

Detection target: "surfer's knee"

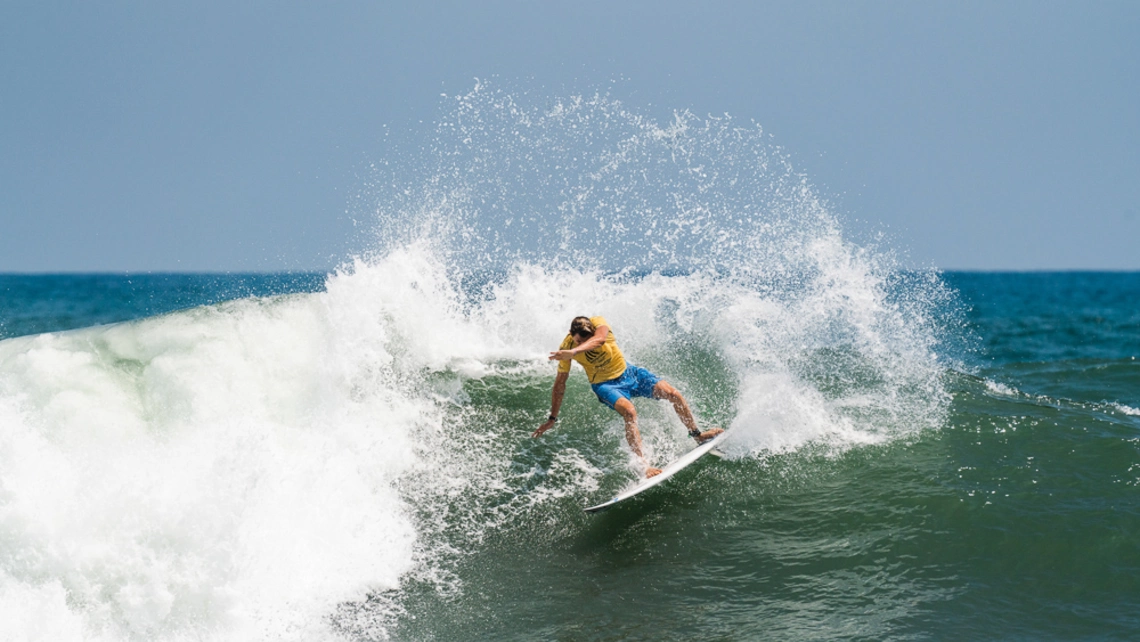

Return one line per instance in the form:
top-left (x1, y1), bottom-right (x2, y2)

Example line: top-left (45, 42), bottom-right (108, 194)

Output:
top-left (614, 397), bottom-right (637, 421)
top-left (653, 381), bottom-right (682, 402)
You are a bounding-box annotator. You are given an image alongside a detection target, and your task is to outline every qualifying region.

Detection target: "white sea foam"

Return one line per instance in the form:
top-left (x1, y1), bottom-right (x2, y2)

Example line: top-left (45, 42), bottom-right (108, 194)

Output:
top-left (0, 288), bottom-right (424, 640)
top-left (1113, 403), bottom-right (1140, 416)
top-left (985, 380), bottom-right (1020, 396)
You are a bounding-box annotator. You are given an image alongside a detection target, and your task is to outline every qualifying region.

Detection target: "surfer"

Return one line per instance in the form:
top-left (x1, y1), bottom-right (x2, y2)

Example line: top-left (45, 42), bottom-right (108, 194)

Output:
top-left (532, 316), bottom-right (723, 477)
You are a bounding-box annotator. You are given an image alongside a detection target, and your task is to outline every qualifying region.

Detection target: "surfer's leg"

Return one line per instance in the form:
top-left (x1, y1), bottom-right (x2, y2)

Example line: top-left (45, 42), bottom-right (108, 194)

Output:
top-left (612, 398), bottom-right (642, 455)
top-left (614, 398), bottom-right (662, 477)
top-left (652, 380), bottom-right (699, 433)
top-left (653, 381), bottom-right (723, 443)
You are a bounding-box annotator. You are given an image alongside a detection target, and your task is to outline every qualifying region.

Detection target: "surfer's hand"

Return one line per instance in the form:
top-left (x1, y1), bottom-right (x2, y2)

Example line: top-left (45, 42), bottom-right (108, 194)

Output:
top-left (548, 350), bottom-right (575, 361)
top-left (532, 419), bottom-right (556, 438)
top-left (694, 427), bottom-right (725, 443)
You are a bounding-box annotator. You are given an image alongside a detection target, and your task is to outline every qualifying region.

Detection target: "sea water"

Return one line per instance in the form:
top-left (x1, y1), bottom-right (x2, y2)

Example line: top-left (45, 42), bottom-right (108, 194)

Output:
top-left (2, 86), bottom-right (1138, 640)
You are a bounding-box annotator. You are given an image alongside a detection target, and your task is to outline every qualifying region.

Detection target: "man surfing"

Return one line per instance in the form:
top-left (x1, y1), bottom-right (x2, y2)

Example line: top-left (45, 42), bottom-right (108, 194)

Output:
top-left (532, 316), bottom-right (723, 477)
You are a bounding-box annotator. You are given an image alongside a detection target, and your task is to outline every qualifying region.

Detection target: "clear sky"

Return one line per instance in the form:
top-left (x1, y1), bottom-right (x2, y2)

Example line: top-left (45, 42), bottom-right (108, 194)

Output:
top-left (2, 1), bottom-right (1137, 272)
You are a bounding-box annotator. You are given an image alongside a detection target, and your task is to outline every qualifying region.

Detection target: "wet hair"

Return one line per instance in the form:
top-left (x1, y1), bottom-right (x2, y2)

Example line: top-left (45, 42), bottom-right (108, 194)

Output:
top-left (569, 316), bottom-right (595, 340)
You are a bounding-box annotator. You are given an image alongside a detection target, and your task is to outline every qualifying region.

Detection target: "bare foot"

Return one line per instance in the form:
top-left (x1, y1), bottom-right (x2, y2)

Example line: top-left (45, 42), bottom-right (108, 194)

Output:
top-left (646, 467), bottom-right (663, 478)
top-left (694, 427), bottom-right (724, 444)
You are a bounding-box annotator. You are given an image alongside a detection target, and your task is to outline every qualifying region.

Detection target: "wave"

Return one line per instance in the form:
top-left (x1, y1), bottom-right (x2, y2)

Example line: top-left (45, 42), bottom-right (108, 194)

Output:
top-left (0, 84), bottom-right (955, 640)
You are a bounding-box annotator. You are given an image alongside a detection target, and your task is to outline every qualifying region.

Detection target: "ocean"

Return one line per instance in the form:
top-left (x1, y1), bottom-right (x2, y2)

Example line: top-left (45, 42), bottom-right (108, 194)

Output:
top-left (2, 88), bottom-right (1138, 640)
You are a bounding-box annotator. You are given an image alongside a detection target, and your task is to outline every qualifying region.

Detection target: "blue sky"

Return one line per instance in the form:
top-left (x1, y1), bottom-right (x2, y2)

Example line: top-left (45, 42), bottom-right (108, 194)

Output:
top-left (2, 1), bottom-right (1137, 272)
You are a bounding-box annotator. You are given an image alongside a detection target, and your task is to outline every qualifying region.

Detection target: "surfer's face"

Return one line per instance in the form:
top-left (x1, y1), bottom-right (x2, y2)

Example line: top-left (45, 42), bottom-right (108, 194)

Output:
top-left (572, 333), bottom-right (589, 346)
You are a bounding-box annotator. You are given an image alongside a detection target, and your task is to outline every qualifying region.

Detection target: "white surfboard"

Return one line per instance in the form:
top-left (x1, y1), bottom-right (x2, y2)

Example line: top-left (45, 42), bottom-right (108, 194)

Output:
top-left (584, 429), bottom-right (731, 514)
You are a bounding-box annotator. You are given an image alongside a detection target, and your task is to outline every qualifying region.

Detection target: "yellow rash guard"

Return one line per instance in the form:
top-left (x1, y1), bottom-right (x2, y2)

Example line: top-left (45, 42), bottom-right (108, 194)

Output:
top-left (557, 315), bottom-right (627, 384)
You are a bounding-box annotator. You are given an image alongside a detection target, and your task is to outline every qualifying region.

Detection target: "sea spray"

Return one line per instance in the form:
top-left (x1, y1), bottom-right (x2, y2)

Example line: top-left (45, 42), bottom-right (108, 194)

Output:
top-left (360, 82), bottom-right (955, 451)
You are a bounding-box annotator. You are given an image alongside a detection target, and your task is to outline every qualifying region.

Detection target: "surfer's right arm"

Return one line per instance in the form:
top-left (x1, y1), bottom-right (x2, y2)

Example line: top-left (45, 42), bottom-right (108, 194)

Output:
top-left (532, 371), bottom-right (569, 438)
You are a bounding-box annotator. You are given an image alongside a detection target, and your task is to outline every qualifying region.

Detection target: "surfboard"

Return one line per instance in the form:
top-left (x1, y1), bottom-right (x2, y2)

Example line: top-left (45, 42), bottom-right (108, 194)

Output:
top-left (584, 428), bottom-right (731, 514)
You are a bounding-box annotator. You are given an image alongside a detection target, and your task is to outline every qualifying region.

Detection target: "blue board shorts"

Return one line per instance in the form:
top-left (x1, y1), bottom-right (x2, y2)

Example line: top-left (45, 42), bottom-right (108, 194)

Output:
top-left (591, 364), bottom-right (661, 409)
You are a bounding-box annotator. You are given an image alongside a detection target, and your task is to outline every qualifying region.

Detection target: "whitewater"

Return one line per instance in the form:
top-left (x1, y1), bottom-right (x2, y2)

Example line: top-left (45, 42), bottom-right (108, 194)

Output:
top-left (0, 85), bottom-right (956, 640)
